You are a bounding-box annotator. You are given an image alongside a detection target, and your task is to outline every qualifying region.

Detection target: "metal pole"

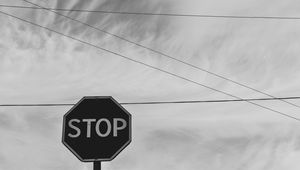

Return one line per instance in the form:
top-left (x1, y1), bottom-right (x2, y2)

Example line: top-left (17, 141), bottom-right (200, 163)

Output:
top-left (93, 161), bottom-right (101, 170)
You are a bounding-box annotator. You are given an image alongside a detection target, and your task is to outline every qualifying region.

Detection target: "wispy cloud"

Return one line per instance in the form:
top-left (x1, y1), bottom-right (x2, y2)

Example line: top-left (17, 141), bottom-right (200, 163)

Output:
top-left (0, 0), bottom-right (300, 169)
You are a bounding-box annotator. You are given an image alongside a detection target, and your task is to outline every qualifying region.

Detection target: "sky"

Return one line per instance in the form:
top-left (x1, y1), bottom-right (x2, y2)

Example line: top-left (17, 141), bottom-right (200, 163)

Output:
top-left (0, 0), bottom-right (300, 169)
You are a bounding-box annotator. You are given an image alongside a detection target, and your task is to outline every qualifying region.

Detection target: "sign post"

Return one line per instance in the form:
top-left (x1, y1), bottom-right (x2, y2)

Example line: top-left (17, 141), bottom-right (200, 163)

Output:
top-left (94, 161), bottom-right (101, 170)
top-left (62, 96), bottom-right (132, 170)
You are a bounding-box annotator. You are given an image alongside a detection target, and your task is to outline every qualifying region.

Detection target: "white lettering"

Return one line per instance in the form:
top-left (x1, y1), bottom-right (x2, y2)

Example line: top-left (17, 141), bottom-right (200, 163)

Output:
top-left (67, 118), bottom-right (127, 138)
top-left (113, 118), bottom-right (127, 137)
top-left (96, 119), bottom-right (111, 137)
top-left (68, 119), bottom-right (81, 138)
top-left (82, 119), bottom-right (96, 138)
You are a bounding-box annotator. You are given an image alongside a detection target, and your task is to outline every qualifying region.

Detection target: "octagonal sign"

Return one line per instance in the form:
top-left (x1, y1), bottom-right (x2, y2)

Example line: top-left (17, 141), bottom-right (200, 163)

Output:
top-left (62, 96), bottom-right (132, 162)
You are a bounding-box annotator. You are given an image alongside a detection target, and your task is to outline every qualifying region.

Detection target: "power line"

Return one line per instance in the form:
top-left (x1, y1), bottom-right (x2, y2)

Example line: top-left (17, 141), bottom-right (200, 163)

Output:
top-left (121, 96), bottom-right (300, 105)
top-left (1, 4), bottom-right (300, 20)
top-left (0, 104), bottom-right (74, 107)
top-left (0, 96), bottom-right (300, 106)
top-left (19, 0), bottom-right (300, 110)
top-left (0, 10), bottom-right (299, 122)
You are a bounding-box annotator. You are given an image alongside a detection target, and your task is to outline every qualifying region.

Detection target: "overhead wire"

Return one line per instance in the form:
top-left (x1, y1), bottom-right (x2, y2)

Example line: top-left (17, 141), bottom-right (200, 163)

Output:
top-left (1, 4), bottom-right (300, 20)
top-left (17, 0), bottom-right (300, 110)
top-left (0, 9), bottom-right (299, 121)
top-left (0, 96), bottom-right (300, 106)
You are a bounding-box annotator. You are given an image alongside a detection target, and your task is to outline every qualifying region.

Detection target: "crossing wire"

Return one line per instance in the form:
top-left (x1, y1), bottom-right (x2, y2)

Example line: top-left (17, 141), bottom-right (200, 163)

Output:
top-left (1, 4), bottom-right (300, 20)
top-left (0, 10), bottom-right (299, 121)
top-left (0, 96), bottom-right (300, 106)
top-left (17, 0), bottom-right (300, 110)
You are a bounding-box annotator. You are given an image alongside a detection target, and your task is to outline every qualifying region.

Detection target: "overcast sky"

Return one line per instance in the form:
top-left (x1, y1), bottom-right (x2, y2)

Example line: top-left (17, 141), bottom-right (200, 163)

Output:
top-left (1, 0), bottom-right (300, 170)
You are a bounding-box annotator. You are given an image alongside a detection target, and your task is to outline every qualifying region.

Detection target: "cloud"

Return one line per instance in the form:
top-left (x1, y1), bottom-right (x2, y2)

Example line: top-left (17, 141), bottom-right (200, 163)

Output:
top-left (109, 122), bottom-right (300, 170)
top-left (0, 0), bottom-right (300, 169)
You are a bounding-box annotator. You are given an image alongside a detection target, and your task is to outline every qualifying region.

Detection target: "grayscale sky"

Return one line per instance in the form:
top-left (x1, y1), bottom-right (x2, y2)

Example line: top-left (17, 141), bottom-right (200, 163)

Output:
top-left (0, 0), bottom-right (300, 169)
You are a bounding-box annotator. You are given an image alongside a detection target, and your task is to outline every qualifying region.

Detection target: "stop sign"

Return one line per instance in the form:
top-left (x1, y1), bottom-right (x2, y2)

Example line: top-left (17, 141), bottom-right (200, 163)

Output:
top-left (62, 96), bottom-right (132, 162)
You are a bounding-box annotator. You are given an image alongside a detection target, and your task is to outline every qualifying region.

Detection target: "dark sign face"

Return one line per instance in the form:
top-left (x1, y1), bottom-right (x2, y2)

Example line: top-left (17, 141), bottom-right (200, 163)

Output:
top-left (62, 96), bottom-right (132, 162)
